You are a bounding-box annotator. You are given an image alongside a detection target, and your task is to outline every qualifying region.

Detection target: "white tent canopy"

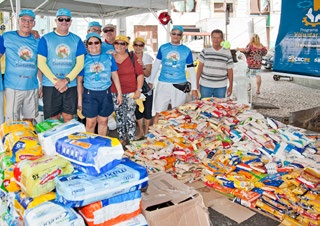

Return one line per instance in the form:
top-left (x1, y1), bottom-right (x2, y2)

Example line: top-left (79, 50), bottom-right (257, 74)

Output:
top-left (0, 0), bottom-right (173, 19)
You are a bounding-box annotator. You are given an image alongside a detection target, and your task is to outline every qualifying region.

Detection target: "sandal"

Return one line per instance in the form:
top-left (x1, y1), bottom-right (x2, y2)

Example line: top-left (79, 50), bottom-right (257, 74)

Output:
top-left (256, 91), bottom-right (260, 95)
top-left (133, 135), bottom-right (144, 141)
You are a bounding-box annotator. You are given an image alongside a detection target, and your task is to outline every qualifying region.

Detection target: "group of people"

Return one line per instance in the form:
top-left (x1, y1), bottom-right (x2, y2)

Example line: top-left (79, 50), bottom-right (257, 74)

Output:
top-left (0, 7), bottom-right (267, 145)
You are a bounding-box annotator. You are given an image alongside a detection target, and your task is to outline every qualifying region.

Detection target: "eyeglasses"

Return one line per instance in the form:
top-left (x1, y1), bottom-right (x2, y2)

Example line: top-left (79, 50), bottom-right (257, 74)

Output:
top-left (171, 32), bottom-right (182, 36)
top-left (104, 29), bottom-right (114, 33)
top-left (20, 18), bottom-right (34, 23)
top-left (114, 42), bottom-right (127, 46)
top-left (87, 41), bottom-right (100, 45)
top-left (57, 17), bottom-right (71, 22)
top-left (134, 44), bottom-right (144, 47)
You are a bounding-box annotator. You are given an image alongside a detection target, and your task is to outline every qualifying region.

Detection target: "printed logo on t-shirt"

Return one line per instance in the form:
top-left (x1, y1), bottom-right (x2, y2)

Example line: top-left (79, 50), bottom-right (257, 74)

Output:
top-left (19, 46), bottom-right (33, 61)
top-left (56, 44), bottom-right (70, 58)
top-left (90, 62), bottom-right (104, 74)
top-left (166, 51), bottom-right (180, 67)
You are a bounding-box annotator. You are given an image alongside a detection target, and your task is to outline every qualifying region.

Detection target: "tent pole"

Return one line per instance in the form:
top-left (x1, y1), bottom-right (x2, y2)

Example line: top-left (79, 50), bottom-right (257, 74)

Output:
top-left (15, 0), bottom-right (20, 29)
top-left (166, 0), bottom-right (171, 43)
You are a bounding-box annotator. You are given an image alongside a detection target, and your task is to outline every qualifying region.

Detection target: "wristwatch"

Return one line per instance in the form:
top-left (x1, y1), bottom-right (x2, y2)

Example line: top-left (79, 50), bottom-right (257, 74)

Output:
top-left (65, 77), bottom-right (71, 84)
top-left (137, 88), bottom-right (142, 92)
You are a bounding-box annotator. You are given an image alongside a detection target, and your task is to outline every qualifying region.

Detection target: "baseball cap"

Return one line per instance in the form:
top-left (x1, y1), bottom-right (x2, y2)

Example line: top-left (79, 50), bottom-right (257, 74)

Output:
top-left (171, 25), bottom-right (184, 33)
top-left (56, 8), bottom-right (72, 18)
top-left (88, 21), bottom-right (102, 29)
top-left (103, 24), bottom-right (116, 32)
top-left (86, 33), bottom-right (101, 41)
top-left (114, 35), bottom-right (129, 44)
top-left (19, 9), bottom-right (35, 19)
top-left (133, 37), bottom-right (145, 44)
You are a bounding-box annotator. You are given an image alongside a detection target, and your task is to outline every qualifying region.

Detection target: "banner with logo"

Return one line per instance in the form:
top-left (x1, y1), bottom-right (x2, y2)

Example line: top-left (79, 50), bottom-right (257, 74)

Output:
top-left (273, 0), bottom-right (320, 77)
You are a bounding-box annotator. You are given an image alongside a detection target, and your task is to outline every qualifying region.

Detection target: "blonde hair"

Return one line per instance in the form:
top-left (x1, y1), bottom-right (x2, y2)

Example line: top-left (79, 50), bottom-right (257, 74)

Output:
top-left (250, 34), bottom-right (262, 46)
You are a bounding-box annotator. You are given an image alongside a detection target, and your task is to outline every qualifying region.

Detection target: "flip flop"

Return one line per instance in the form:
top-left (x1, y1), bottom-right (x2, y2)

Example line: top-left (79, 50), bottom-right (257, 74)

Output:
top-left (256, 92), bottom-right (260, 95)
top-left (133, 136), bottom-right (144, 141)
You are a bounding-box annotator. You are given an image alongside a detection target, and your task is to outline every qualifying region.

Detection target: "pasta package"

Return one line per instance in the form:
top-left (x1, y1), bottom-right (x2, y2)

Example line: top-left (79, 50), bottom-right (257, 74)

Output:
top-left (14, 155), bottom-right (74, 198)
top-left (56, 132), bottom-right (124, 176)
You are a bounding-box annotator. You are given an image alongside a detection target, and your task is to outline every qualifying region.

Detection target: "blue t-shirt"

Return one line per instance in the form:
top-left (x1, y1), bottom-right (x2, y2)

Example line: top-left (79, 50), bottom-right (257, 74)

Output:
top-left (103, 42), bottom-right (115, 55)
top-left (79, 53), bottom-right (118, 91)
top-left (38, 31), bottom-right (86, 87)
top-left (157, 43), bottom-right (194, 84)
top-left (0, 31), bottom-right (39, 90)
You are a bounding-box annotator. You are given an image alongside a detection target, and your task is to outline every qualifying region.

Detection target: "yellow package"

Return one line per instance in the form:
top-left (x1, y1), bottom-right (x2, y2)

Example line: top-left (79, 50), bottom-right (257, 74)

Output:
top-left (3, 164), bottom-right (20, 192)
top-left (0, 121), bottom-right (35, 139)
top-left (14, 191), bottom-right (56, 216)
top-left (16, 155), bottom-right (74, 198)
top-left (3, 130), bottom-right (42, 163)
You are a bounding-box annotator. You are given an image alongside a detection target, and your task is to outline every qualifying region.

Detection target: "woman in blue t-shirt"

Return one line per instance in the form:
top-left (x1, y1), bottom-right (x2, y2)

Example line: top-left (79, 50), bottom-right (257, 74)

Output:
top-left (77, 33), bottom-right (122, 136)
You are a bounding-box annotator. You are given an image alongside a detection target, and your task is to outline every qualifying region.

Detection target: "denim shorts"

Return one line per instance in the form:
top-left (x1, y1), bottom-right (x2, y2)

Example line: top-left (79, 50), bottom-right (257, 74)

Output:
top-left (82, 88), bottom-right (114, 118)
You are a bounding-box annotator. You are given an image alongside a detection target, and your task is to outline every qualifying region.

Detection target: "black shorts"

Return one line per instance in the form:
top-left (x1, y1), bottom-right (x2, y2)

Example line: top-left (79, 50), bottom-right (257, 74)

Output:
top-left (42, 86), bottom-right (77, 119)
top-left (135, 92), bottom-right (153, 120)
top-left (82, 88), bottom-right (114, 118)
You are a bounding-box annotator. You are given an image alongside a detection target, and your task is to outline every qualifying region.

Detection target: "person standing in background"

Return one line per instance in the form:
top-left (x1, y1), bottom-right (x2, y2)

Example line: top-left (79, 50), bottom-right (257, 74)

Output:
top-left (132, 37), bottom-right (154, 140)
top-left (102, 24), bottom-right (116, 55)
top-left (0, 9), bottom-right (42, 123)
top-left (38, 8), bottom-right (86, 122)
top-left (196, 29), bottom-right (233, 99)
top-left (78, 33), bottom-right (122, 136)
top-left (237, 34), bottom-right (267, 95)
top-left (149, 25), bottom-right (198, 125)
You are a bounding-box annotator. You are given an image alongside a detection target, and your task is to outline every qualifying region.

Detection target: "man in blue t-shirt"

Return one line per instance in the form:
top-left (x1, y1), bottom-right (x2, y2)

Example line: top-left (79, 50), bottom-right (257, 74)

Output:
top-left (0, 9), bottom-right (41, 123)
top-left (38, 8), bottom-right (86, 122)
top-left (149, 25), bottom-right (198, 124)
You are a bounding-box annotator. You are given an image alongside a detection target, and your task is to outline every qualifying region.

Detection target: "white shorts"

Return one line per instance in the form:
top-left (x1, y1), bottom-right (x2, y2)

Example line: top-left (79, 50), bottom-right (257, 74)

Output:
top-left (153, 81), bottom-right (187, 114)
top-left (5, 88), bottom-right (38, 121)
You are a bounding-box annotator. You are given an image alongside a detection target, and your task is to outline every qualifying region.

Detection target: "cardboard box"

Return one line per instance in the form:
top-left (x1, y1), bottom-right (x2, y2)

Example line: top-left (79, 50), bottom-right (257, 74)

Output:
top-left (142, 172), bottom-right (210, 226)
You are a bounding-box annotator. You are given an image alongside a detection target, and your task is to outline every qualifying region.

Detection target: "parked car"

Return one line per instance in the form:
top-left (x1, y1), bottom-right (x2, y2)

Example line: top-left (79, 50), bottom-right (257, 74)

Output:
top-left (262, 48), bottom-right (274, 70)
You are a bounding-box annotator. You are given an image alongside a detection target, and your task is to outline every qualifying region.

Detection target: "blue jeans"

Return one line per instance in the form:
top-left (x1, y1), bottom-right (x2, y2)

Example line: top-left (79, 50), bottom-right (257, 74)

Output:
top-left (200, 85), bottom-right (227, 99)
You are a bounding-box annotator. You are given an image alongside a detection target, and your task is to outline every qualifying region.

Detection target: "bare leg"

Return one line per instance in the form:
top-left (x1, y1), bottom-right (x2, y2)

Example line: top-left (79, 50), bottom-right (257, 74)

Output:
top-left (86, 117), bottom-right (97, 134)
top-left (256, 75), bottom-right (261, 94)
top-left (144, 118), bottom-right (152, 134)
top-left (135, 118), bottom-right (144, 138)
top-left (153, 113), bottom-right (160, 125)
top-left (61, 112), bottom-right (73, 123)
top-left (97, 115), bottom-right (108, 136)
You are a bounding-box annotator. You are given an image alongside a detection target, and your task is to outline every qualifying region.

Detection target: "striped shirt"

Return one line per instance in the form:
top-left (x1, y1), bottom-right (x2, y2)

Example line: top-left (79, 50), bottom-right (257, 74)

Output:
top-left (199, 47), bottom-right (233, 88)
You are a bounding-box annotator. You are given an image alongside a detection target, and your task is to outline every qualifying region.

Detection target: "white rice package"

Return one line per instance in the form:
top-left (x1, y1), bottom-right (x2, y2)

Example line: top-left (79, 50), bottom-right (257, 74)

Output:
top-left (24, 201), bottom-right (85, 226)
top-left (78, 190), bottom-right (142, 226)
top-left (38, 119), bottom-right (86, 155)
top-left (55, 132), bottom-right (124, 176)
top-left (54, 158), bottom-right (148, 207)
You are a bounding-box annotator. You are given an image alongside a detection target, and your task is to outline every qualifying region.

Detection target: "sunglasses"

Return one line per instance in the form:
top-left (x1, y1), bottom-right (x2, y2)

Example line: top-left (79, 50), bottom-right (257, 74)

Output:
top-left (57, 17), bottom-right (71, 22)
top-left (104, 29), bottom-right (114, 33)
top-left (134, 44), bottom-right (144, 47)
top-left (114, 42), bottom-right (127, 46)
top-left (87, 41), bottom-right (100, 45)
top-left (171, 32), bottom-right (182, 36)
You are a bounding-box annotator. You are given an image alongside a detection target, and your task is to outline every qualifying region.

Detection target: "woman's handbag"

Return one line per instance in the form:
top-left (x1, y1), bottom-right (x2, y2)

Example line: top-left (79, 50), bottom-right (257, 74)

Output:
top-left (129, 51), bottom-right (151, 94)
top-left (141, 79), bottom-right (151, 94)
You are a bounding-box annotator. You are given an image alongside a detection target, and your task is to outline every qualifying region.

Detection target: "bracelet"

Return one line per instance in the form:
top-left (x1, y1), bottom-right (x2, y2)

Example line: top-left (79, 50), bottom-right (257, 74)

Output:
top-left (65, 77), bottom-right (70, 84)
